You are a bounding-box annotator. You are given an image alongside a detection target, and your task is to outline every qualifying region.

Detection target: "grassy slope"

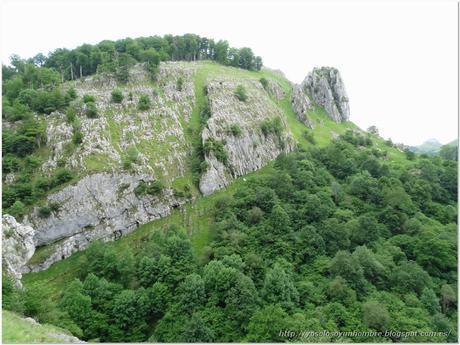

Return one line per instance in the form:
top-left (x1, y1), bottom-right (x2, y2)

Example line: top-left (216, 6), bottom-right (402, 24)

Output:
top-left (22, 60), bottom-right (411, 313)
top-left (2, 310), bottom-right (77, 343)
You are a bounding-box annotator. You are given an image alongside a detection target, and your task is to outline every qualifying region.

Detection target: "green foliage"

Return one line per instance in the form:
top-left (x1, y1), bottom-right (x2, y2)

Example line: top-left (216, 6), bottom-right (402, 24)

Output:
top-left (227, 124), bottom-right (242, 136)
top-left (302, 129), bottom-right (316, 144)
top-left (122, 146), bottom-right (139, 170)
top-left (134, 180), bottom-right (164, 196)
top-left (38, 205), bottom-right (52, 218)
top-left (260, 117), bottom-right (282, 137)
top-left (203, 138), bottom-right (228, 165)
top-left (85, 102), bottom-right (98, 118)
top-left (259, 77), bottom-right (268, 90)
top-left (176, 77), bottom-right (184, 91)
top-left (111, 88), bottom-right (123, 103)
top-left (138, 94), bottom-right (151, 111)
top-left (234, 84), bottom-right (248, 101)
top-left (82, 94), bottom-right (95, 104)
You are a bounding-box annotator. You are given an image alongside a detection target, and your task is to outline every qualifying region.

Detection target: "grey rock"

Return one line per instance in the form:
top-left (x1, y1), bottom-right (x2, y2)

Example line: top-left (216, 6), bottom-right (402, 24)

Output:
top-left (2, 215), bottom-right (36, 287)
top-left (199, 78), bottom-right (296, 196)
top-left (292, 67), bottom-right (350, 124)
top-left (291, 85), bottom-right (314, 128)
top-left (23, 172), bottom-right (187, 271)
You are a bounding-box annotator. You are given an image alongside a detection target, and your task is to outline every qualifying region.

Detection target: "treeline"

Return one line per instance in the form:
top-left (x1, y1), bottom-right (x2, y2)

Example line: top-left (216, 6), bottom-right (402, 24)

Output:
top-left (3, 34), bottom-right (262, 84)
top-left (4, 131), bottom-right (457, 342)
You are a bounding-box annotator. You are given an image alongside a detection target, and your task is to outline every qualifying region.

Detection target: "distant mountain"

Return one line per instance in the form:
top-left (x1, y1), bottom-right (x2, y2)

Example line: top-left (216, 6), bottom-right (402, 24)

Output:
top-left (410, 138), bottom-right (442, 155)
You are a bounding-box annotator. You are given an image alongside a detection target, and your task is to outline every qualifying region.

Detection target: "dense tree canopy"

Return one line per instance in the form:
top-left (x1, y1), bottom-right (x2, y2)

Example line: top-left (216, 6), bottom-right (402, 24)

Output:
top-left (4, 130), bottom-right (456, 342)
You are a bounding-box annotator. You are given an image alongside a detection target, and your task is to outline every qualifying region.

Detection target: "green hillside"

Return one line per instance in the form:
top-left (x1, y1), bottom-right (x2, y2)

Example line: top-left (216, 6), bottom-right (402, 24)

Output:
top-left (2, 310), bottom-right (81, 343)
top-left (2, 35), bottom-right (457, 343)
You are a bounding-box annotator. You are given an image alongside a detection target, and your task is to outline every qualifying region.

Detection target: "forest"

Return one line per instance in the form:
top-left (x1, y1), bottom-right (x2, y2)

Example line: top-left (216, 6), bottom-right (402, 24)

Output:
top-left (3, 130), bottom-right (457, 342)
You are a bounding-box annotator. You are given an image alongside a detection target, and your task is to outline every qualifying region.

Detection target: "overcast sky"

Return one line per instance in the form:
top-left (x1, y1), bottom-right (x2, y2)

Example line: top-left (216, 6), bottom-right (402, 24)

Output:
top-left (1, 0), bottom-right (458, 146)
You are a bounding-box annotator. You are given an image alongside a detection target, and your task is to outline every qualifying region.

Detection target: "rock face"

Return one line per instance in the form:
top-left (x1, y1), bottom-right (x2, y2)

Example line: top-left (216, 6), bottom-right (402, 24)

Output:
top-left (292, 67), bottom-right (350, 124)
top-left (199, 78), bottom-right (296, 196)
top-left (23, 172), bottom-right (187, 272)
top-left (9, 62), bottom-right (299, 271)
top-left (292, 85), bottom-right (313, 128)
top-left (2, 215), bottom-right (36, 287)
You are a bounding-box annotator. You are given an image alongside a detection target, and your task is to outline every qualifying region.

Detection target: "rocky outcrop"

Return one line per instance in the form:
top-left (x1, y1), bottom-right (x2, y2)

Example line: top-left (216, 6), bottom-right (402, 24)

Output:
top-left (23, 172), bottom-right (188, 272)
top-left (292, 85), bottom-right (313, 128)
top-left (292, 67), bottom-right (350, 124)
top-left (2, 215), bottom-right (36, 287)
top-left (199, 78), bottom-right (296, 196)
top-left (15, 62), bottom-right (299, 271)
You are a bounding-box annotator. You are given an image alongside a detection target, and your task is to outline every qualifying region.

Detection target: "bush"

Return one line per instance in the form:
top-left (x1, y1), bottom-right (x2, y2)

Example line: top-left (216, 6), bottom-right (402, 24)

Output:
top-left (203, 138), bottom-right (228, 164)
top-left (85, 102), bottom-right (98, 118)
top-left (259, 77), bottom-right (268, 90)
top-left (38, 205), bottom-right (52, 218)
top-left (227, 124), bottom-right (242, 137)
top-left (73, 129), bottom-right (83, 145)
top-left (302, 130), bottom-right (316, 144)
top-left (9, 200), bottom-right (26, 219)
top-left (134, 180), bottom-right (164, 196)
top-left (111, 89), bottom-right (124, 103)
top-left (82, 94), bottom-right (96, 104)
top-left (54, 168), bottom-right (74, 185)
top-left (260, 118), bottom-right (283, 137)
top-left (176, 77), bottom-right (184, 91)
top-left (234, 85), bottom-right (248, 102)
top-left (66, 88), bottom-right (77, 100)
top-left (138, 94), bottom-right (151, 111)
top-left (122, 147), bottom-right (139, 170)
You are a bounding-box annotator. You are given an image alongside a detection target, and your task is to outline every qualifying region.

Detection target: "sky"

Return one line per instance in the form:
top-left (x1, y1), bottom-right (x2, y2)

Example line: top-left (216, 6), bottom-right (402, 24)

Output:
top-left (1, 0), bottom-right (458, 146)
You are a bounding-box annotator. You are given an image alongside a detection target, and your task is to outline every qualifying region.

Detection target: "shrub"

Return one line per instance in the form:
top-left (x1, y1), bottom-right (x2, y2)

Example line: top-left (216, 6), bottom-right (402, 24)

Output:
top-left (302, 130), bottom-right (316, 144)
top-left (176, 77), bottom-right (184, 91)
top-left (138, 94), bottom-right (151, 111)
top-left (203, 138), bottom-right (228, 164)
top-left (73, 129), bottom-right (83, 145)
top-left (259, 77), bottom-right (268, 90)
top-left (227, 124), bottom-right (242, 137)
top-left (134, 180), bottom-right (164, 196)
top-left (85, 102), bottom-right (98, 118)
top-left (66, 88), bottom-right (77, 100)
top-left (260, 118), bottom-right (283, 137)
top-left (111, 88), bottom-right (124, 103)
top-left (66, 107), bottom-right (77, 124)
top-left (234, 85), bottom-right (248, 101)
top-left (9, 200), bottom-right (26, 219)
top-left (122, 147), bottom-right (139, 170)
top-left (82, 94), bottom-right (96, 104)
top-left (38, 206), bottom-right (52, 218)
top-left (54, 168), bottom-right (74, 185)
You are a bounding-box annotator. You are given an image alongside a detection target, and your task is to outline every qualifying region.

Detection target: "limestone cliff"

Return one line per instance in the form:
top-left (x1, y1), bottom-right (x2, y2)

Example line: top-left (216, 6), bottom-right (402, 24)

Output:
top-left (8, 62), bottom-right (300, 271)
top-left (199, 77), bottom-right (295, 195)
top-left (292, 66), bottom-right (350, 124)
top-left (2, 215), bottom-right (35, 287)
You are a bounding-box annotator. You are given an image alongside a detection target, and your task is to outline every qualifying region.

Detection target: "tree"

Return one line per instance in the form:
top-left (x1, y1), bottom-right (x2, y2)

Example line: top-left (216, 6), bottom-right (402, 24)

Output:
top-left (246, 305), bottom-right (290, 342)
top-left (261, 262), bottom-right (298, 310)
top-left (110, 289), bottom-right (148, 342)
top-left (440, 284), bottom-right (456, 314)
top-left (420, 288), bottom-right (440, 314)
top-left (180, 313), bottom-right (215, 342)
top-left (330, 250), bottom-right (366, 292)
top-left (59, 279), bottom-right (92, 329)
top-left (363, 300), bottom-right (390, 331)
